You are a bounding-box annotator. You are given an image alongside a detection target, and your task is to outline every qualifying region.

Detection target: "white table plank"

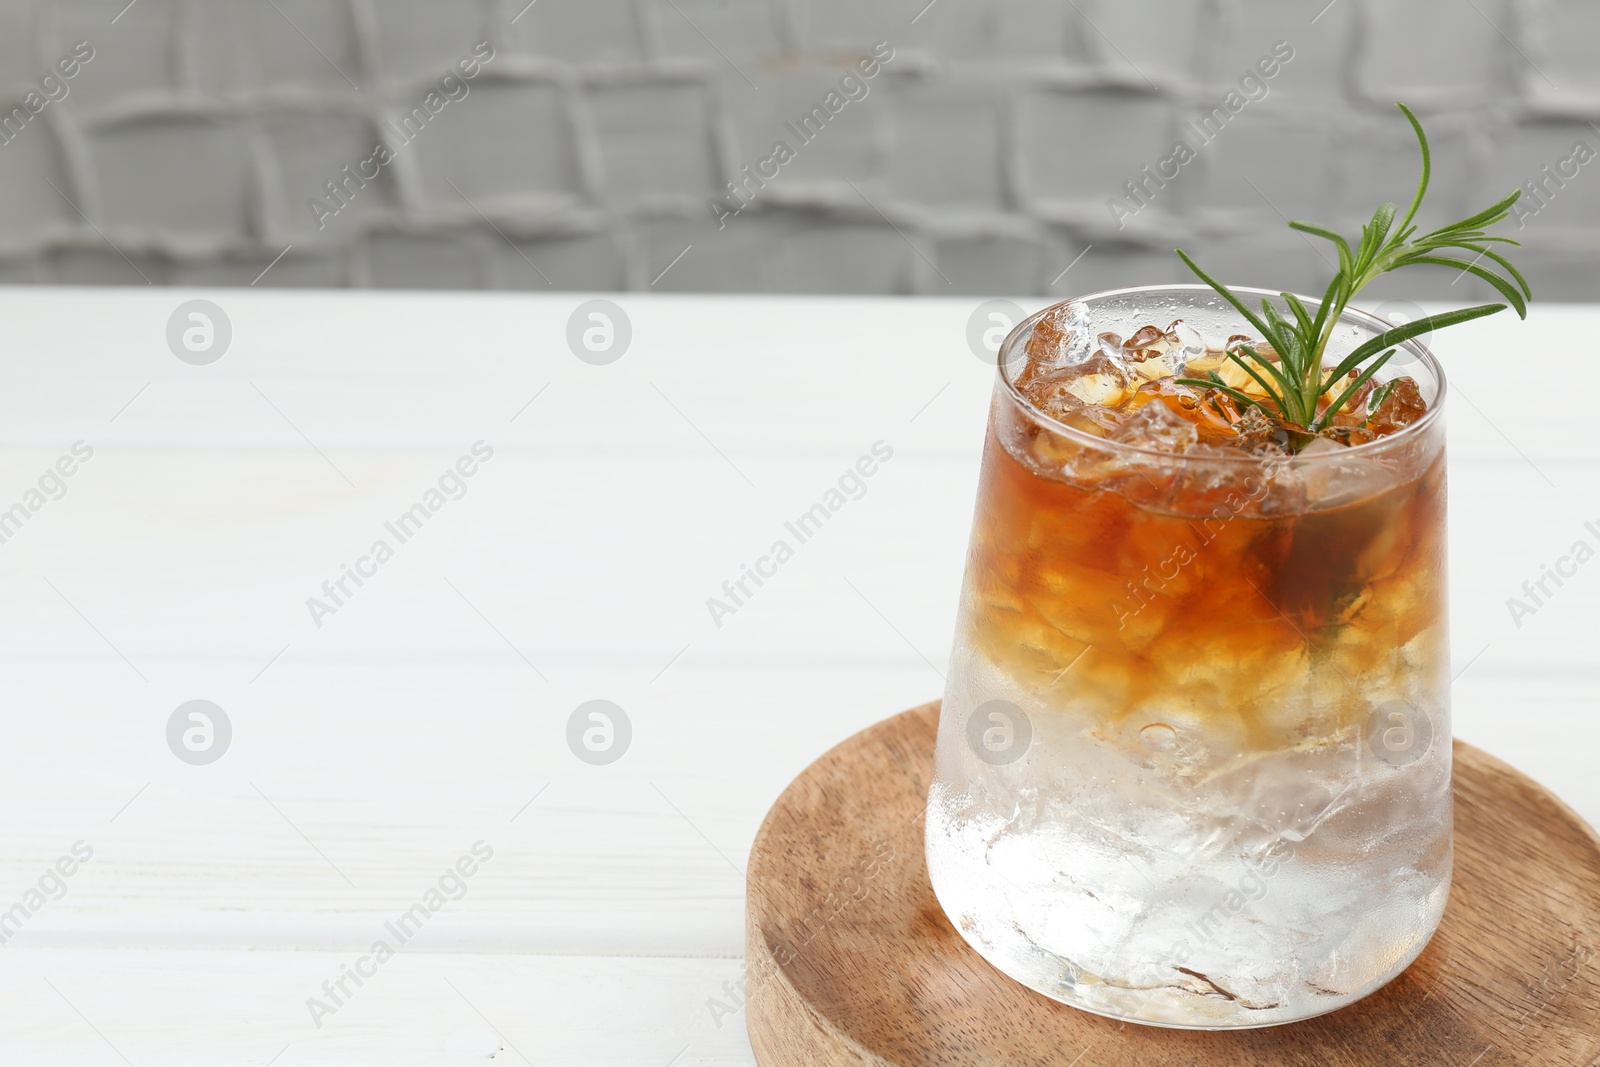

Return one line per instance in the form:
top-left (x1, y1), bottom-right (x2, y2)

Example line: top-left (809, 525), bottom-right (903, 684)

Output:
top-left (0, 949), bottom-right (755, 1066)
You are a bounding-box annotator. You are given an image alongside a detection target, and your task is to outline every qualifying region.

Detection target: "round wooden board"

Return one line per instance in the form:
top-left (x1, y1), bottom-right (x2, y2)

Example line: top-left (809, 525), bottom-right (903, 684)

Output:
top-left (745, 701), bottom-right (1600, 1066)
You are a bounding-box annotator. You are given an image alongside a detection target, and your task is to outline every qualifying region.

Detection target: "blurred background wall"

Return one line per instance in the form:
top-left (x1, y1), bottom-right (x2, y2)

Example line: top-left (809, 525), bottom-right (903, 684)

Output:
top-left (0, 0), bottom-right (1594, 298)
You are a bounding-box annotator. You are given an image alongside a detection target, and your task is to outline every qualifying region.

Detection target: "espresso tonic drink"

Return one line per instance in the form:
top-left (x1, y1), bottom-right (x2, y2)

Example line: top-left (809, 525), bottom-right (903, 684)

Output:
top-left (926, 286), bottom-right (1451, 1029)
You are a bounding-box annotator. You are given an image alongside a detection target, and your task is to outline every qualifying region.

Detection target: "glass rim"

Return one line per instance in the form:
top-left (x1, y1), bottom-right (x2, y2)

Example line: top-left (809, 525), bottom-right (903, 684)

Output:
top-left (996, 283), bottom-right (1447, 464)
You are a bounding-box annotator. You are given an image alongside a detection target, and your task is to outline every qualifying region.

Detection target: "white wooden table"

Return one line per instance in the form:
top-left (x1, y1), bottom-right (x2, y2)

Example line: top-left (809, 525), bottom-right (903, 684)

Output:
top-left (0, 289), bottom-right (1593, 1065)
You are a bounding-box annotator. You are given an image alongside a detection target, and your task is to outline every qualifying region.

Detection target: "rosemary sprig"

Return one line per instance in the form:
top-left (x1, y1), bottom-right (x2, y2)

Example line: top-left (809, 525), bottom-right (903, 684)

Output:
top-left (1174, 103), bottom-right (1531, 444)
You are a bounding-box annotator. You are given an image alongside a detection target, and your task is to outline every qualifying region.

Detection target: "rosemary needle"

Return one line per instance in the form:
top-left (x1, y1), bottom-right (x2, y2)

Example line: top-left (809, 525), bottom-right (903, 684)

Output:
top-left (1174, 102), bottom-right (1531, 447)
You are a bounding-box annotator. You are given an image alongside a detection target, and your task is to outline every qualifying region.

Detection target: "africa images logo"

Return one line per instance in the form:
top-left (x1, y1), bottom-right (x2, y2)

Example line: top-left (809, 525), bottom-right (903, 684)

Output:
top-left (307, 42), bottom-right (496, 230)
top-left (306, 442), bottom-right (494, 628)
top-left (708, 41), bottom-right (895, 229)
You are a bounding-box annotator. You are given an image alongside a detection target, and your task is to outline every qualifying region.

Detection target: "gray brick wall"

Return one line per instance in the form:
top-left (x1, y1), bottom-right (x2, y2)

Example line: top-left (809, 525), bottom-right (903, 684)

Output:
top-left (0, 0), bottom-right (1595, 298)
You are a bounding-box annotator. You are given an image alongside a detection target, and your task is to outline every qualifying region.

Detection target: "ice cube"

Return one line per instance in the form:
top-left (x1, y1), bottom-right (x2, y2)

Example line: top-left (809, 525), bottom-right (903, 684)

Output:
top-left (1168, 321), bottom-right (1204, 349)
top-left (1297, 437), bottom-right (1345, 460)
top-left (1117, 324), bottom-right (1174, 381)
top-left (1321, 371), bottom-right (1374, 427)
top-left (1055, 401), bottom-right (1127, 440)
top-left (1226, 335), bottom-right (1277, 360)
top-left (1111, 399), bottom-right (1199, 452)
top-left (1131, 378), bottom-right (1203, 413)
top-left (1298, 437), bottom-right (1400, 505)
top-left (1368, 376), bottom-right (1427, 434)
top-left (1090, 330), bottom-right (1141, 381)
top-left (1146, 320), bottom-right (1204, 380)
top-left (1185, 347), bottom-right (1227, 378)
top-left (1125, 324), bottom-right (1164, 351)
top-left (1318, 425), bottom-right (1379, 447)
top-left (1025, 352), bottom-right (1131, 411)
top-left (1214, 347), bottom-right (1280, 398)
top-left (1233, 406), bottom-right (1289, 454)
top-left (1025, 300), bottom-right (1095, 368)
top-left (1130, 358), bottom-right (1174, 383)
top-left (1132, 379), bottom-right (1244, 443)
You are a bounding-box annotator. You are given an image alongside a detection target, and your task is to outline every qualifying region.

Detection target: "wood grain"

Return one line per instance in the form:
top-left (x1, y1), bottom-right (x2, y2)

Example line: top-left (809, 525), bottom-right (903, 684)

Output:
top-left (746, 702), bottom-right (1600, 1066)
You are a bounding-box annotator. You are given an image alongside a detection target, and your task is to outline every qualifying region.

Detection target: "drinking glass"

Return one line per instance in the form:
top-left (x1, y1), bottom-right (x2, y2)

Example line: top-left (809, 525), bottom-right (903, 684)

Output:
top-left (925, 285), bottom-right (1451, 1029)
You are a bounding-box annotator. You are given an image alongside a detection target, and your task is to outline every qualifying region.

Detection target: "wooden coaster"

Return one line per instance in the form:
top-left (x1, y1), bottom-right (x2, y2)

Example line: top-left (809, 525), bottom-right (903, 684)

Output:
top-left (746, 701), bottom-right (1600, 1066)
